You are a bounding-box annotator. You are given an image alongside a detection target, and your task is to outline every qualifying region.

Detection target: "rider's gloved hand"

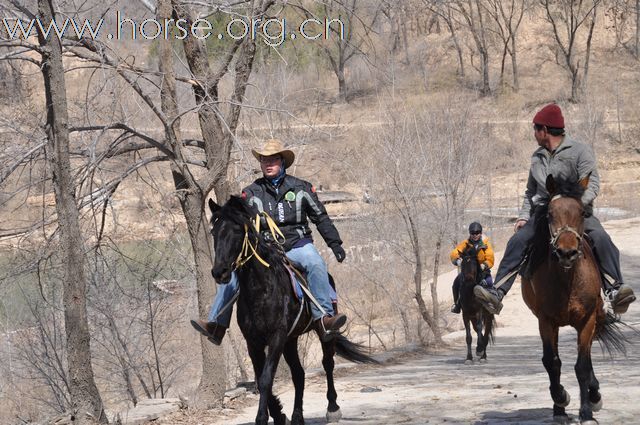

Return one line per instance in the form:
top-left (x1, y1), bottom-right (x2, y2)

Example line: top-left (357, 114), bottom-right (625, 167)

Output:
top-left (454, 258), bottom-right (462, 267)
top-left (480, 263), bottom-right (488, 271)
top-left (332, 245), bottom-right (346, 263)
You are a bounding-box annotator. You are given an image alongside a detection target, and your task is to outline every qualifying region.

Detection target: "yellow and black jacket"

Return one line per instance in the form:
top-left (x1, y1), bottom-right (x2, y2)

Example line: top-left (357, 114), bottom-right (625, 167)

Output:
top-left (450, 236), bottom-right (495, 269)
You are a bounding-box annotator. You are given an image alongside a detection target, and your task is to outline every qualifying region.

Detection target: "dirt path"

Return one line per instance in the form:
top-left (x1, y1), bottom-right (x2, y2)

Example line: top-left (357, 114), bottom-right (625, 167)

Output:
top-left (162, 219), bottom-right (640, 425)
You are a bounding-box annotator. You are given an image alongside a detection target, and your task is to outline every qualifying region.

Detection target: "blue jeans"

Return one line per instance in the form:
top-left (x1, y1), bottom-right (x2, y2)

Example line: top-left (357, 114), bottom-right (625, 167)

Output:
top-left (207, 243), bottom-right (336, 326)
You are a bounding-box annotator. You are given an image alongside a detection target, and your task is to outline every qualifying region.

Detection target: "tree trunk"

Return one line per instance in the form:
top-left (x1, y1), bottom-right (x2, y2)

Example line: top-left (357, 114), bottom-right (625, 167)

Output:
top-left (408, 212), bottom-right (443, 345)
top-left (337, 62), bottom-right (347, 102)
top-left (570, 66), bottom-right (581, 103)
top-left (499, 41), bottom-right (508, 88)
top-left (161, 0), bottom-right (227, 407)
top-left (582, 5), bottom-right (597, 98)
top-left (37, 0), bottom-right (106, 422)
top-left (430, 238), bottom-right (442, 334)
top-left (444, 15), bottom-right (465, 77)
top-left (481, 47), bottom-right (490, 96)
top-left (511, 36), bottom-right (519, 91)
top-left (182, 191), bottom-right (226, 406)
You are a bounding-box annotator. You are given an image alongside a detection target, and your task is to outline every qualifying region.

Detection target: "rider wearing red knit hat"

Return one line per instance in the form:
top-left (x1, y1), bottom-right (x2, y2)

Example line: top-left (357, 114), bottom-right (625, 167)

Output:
top-left (474, 103), bottom-right (636, 315)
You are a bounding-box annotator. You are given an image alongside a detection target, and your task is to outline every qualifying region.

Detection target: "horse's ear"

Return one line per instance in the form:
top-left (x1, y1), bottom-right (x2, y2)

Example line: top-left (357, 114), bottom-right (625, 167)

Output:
top-left (546, 174), bottom-right (557, 196)
top-left (208, 198), bottom-right (220, 214)
top-left (579, 173), bottom-right (590, 190)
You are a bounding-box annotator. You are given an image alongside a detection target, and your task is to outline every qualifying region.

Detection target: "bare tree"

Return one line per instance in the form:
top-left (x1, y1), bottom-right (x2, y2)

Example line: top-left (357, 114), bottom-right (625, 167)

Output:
top-left (359, 98), bottom-right (487, 345)
top-left (452, 0), bottom-right (493, 95)
top-left (304, 0), bottom-right (380, 102)
top-left (605, 0), bottom-right (640, 58)
top-left (485, 0), bottom-right (527, 91)
top-left (35, 0), bottom-right (106, 422)
top-left (1, 0), bottom-right (280, 411)
top-left (423, 0), bottom-right (466, 77)
top-left (541, 0), bottom-right (601, 102)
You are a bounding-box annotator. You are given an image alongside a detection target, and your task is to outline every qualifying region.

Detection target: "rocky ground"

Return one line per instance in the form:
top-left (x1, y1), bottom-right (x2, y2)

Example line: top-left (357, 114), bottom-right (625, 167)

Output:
top-left (147, 218), bottom-right (640, 425)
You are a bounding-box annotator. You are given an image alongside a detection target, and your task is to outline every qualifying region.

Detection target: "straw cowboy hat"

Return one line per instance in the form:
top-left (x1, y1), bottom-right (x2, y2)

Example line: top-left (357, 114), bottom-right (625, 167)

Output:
top-left (251, 139), bottom-right (295, 169)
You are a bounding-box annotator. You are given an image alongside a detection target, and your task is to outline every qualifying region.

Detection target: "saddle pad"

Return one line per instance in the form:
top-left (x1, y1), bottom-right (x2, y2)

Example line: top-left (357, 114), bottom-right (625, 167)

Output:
top-left (287, 267), bottom-right (304, 301)
top-left (286, 265), bottom-right (338, 303)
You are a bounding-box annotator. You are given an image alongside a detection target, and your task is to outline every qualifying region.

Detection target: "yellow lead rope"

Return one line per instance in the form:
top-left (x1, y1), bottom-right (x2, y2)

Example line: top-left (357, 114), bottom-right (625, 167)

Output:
top-left (233, 213), bottom-right (286, 269)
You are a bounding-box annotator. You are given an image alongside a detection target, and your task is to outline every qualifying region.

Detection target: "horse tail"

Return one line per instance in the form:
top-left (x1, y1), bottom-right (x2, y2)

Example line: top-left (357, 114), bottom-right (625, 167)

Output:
top-left (484, 313), bottom-right (497, 345)
top-left (334, 334), bottom-right (380, 364)
top-left (595, 311), bottom-right (633, 358)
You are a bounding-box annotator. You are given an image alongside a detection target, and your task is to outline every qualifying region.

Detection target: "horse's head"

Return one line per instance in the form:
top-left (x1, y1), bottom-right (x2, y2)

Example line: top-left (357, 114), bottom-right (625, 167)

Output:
top-left (545, 174), bottom-right (589, 269)
top-left (208, 196), bottom-right (254, 284)
top-left (461, 245), bottom-right (479, 283)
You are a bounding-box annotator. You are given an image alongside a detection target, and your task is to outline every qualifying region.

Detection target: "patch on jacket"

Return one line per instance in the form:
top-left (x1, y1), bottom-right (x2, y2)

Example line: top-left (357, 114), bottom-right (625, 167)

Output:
top-left (277, 202), bottom-right (285, 222)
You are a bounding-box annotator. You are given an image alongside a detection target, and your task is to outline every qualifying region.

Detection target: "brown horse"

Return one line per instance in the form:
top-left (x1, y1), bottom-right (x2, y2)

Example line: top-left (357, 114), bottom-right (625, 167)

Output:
top-left (521, 174), bottom-right (627, 424)
top-left (459, 245), bottom-right (495, 364)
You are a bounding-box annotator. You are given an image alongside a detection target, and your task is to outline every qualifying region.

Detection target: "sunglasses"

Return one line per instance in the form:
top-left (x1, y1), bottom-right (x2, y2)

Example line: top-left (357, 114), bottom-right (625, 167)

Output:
top-left (470, 231), bottom-right (482, 235)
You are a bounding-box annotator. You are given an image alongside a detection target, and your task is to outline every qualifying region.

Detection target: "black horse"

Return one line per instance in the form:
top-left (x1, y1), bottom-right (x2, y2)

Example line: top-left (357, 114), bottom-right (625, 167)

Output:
top-left (459, 245), bottom-right (495, 364)
top-left (208, 196), bottom-right (378, 425)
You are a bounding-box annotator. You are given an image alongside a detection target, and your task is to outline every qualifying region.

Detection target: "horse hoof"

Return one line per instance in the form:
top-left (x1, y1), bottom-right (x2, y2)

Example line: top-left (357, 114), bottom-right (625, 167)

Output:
top-left (464, 359), bottom-right (473, 365)
top-left (553, 414), bottom-right (570, 424)
top-left (291, 409), bottom-right (304, 425)
top-left (580, 420), bottom-right (598, 425)
top-left (479, 358), bottom-right (487, 364)
top-left (326, 408), bottom-right (342, 423)
top-left (554, 389), bottom-right (570, 408)
top-left (590, 397), bottom-right (602, 412)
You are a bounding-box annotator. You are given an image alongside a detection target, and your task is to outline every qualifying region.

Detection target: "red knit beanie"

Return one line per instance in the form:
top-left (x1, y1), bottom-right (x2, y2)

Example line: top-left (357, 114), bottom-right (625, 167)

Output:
top-left (533, 103), bottom-right (564, 128)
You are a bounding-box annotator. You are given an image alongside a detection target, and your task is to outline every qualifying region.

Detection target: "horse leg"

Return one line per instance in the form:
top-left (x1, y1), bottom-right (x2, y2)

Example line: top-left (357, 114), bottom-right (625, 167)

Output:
top-left (588, 368), bottom-right (602, 412)
top-left (321, 339), bottom-right (342, 423)
top-left (475, 317), bottom-right (487, 362)
top-left (247, 344), bottom-right (270, 425)
top-left (283, 338), bottom-right (305, 425)
top-left (248, 342), bottom-right (287, 425)
top-left (464, 317), bottom-right (473, 364)
top-left (539, 321), bottom-right (570, 420)
top-left (575, 315), bottom-right (599, 424)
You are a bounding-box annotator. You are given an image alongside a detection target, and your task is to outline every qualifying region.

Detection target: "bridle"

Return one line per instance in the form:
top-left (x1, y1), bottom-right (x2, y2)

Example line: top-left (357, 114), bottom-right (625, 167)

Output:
top-left (229, 212), bottom-right (286, 270)
top-left (548, 194), bottom-right (584, 262)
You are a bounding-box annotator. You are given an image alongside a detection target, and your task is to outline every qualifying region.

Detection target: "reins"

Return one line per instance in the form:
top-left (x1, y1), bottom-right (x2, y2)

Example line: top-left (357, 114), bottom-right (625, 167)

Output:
top-left (233, 212), bottom-right (286, 270)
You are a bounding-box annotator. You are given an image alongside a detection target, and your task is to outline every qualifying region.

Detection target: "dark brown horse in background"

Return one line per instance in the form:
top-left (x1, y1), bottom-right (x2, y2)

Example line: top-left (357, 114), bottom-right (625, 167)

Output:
top-left (459, 245), bottom-right (495, 364)
top-left (521, 174), bottom-right (627, 424)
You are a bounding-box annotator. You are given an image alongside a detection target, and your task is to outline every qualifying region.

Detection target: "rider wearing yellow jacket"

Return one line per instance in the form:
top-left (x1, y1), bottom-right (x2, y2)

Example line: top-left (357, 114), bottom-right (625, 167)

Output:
top-left (450, 222), bottom-right (495, 313)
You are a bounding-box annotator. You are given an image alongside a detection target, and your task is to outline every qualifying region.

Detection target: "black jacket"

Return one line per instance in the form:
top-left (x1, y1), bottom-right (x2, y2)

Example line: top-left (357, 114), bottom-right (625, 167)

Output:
top-left (242, 175), bottom-right (343, 252)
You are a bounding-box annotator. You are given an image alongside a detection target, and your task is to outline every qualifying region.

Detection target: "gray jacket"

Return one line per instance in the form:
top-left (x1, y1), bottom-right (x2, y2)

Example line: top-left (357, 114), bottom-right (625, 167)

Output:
top-left (518, 137), bottom-right (600, 220)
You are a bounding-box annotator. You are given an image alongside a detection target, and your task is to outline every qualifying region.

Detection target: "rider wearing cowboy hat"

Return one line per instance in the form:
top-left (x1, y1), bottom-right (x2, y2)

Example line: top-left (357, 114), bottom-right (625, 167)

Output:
top-left (192, 139), bottom-right (348, 344)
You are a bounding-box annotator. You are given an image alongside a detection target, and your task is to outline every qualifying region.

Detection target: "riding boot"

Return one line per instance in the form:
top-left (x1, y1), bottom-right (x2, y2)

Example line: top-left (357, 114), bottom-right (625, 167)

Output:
top-left (474, 286), bottom-right (504, 315)
top-left (605, 283), bottom-right (636, 314)
top-left (191, 319), bottom-right (227, 345)
top-left (316, 313), bottom-right (347, 342)
top-left (450, 287), bottom-right (461, 314)
top-left (450, 280), bottom-right (461, 314)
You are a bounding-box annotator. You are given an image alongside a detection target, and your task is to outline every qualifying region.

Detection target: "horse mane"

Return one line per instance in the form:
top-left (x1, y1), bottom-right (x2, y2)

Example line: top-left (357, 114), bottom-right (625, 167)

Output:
top-left (218, 195), bottom-right (255, 226)
top-left (525, 174), bottom-right (586, 277)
